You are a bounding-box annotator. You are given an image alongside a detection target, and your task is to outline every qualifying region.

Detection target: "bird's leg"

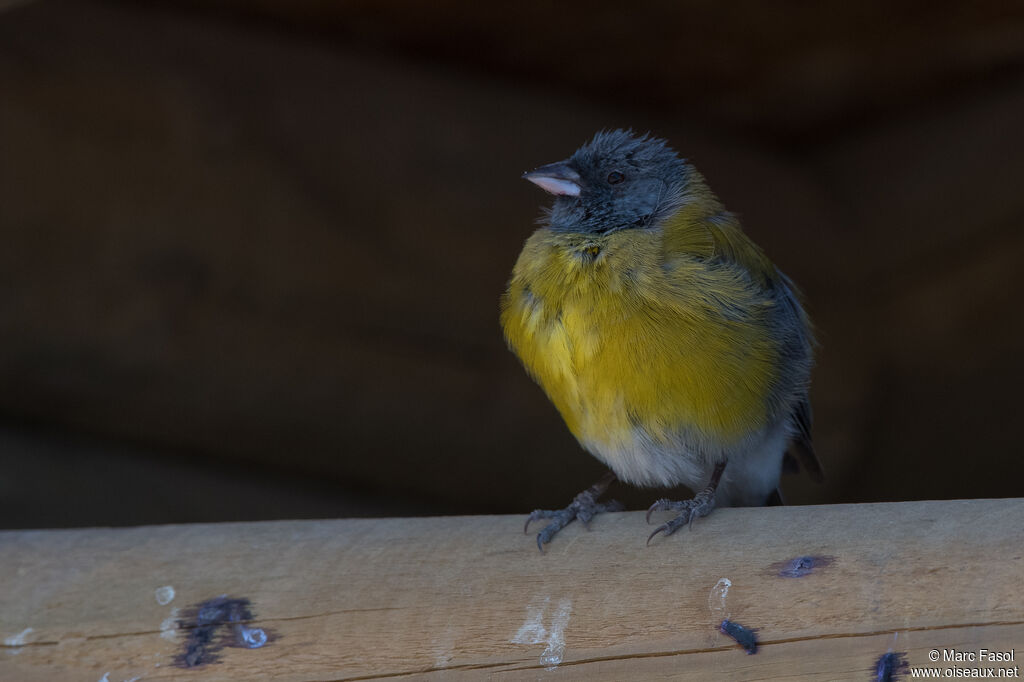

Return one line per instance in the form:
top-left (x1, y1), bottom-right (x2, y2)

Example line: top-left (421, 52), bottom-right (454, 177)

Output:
top-left (525, 471), bottom-right (624, 551)
top-left (645, 459), bottom-right (728, 544)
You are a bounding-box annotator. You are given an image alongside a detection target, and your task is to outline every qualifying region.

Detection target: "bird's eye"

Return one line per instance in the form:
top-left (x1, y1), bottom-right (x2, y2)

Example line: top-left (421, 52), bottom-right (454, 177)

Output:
top-left (607, 170), bottom-right (625, 185)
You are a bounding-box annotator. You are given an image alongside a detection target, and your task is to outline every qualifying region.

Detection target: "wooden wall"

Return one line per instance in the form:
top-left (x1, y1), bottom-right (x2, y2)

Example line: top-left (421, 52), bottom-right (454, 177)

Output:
top-left (1, 0), bottom-right (1023, 526)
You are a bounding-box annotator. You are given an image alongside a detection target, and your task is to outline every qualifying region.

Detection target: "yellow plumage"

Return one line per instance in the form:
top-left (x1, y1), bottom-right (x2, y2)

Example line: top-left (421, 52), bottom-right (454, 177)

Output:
top-left (503, 170), bottom-right (809, 481)
top-left (506, 130), bottom-right (817, 546)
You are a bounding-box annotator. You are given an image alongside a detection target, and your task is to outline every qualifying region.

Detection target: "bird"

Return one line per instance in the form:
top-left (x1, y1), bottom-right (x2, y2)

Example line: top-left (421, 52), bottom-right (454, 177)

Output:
top-left (500, 129), bottom-right (822, 550)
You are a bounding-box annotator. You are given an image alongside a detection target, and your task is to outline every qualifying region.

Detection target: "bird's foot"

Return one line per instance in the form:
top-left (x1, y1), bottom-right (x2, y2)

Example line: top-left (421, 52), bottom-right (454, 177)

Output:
top-left (645, 459), bottom-right (728, 545)
top-left (644, 491), bottom-right (717, 544)
top-left (525, 472), bottom-right (622, 552)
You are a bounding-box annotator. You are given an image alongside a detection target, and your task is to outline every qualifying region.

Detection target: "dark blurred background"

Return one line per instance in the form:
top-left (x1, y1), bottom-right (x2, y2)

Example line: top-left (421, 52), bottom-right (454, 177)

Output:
top-left (1, 0), bottom-right (1022, 529)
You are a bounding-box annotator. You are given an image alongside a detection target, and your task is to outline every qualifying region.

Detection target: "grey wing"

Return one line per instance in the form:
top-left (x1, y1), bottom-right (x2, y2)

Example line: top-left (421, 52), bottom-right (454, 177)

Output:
top-left (785, 396), bottom-right (824, 483)
top-left (771, 272), bottom-right (822, 483)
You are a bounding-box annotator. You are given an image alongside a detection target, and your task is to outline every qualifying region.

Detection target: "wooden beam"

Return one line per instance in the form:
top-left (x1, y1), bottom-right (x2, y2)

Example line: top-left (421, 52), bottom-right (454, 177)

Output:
top-left (2, 499), bottom-right (1022, 680)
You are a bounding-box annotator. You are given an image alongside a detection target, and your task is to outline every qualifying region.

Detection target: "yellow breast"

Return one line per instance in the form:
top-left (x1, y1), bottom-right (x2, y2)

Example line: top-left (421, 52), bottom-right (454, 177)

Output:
top-left (500, 216), bottom-right (782, 461)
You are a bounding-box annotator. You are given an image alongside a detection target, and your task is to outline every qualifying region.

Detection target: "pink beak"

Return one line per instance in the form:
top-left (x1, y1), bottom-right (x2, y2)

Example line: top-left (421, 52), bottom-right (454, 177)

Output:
top-left (522, 161), bottom-right (581, 197)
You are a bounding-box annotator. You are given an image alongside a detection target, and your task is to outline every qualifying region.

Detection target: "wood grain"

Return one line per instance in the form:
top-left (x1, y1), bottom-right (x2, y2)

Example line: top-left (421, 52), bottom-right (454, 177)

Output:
top-left (2, 499), bottom-right (1022, 680)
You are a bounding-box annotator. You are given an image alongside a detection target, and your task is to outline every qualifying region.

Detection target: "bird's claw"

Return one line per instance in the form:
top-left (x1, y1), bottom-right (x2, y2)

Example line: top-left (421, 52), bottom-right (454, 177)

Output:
top-left (645, 506), bottom-right (698, 545)
top-left (525, 497), bottom-right (622, 552)
top-left (536, 520), bottom-right (565, 551)
top-left (645, 497), bottom-right (679, 523)
top-left (644, 491), bottom-right (716, 544)
top-left (524, 509), bottom-right (551, 534)
top-left (524, 472), bottom-right (620, 551)
top-left (646, 522), bottom-right (671, 545)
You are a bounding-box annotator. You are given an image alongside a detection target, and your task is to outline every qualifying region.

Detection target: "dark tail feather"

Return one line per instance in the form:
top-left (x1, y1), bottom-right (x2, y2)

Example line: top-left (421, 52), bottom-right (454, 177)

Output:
top-left (788, 438), bottom-right (824, 483)
top-left (788, 397), bottom-right (825, 483)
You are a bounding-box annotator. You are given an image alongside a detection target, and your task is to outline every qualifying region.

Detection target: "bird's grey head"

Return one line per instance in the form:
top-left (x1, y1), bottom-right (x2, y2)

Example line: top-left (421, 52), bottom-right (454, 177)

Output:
top-left (523, 129), bottom-right (688, 234)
